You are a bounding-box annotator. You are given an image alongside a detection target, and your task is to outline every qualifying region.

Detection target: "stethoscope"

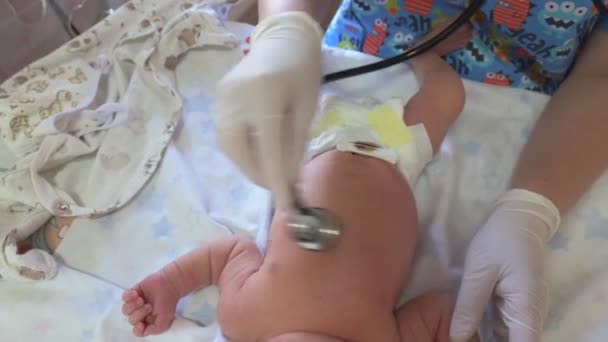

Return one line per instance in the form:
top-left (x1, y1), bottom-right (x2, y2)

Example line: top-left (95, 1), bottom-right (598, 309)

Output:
top-left (287, 0), bottom-right (484, 252)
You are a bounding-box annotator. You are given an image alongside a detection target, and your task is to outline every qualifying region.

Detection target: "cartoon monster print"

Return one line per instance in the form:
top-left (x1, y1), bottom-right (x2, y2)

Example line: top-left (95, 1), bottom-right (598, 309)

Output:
top-left (9, 115), bottom-right (32, 140)
top-left (544, 38), bottom-right (578, 73)
top-left (553, 38), bottom-right (576, 60)
top-left (431, 8), bottom-right (451, 29)
top-left (338, 7), bottom-right (367, 36)
top-left (526, 62), bottom-right (550, 85)
top-left (484, 71), bottom-right (511, 86)
top-left (363, 18), bottom-right (389, 56)
top-left (404, 0), bottom-right (434, 16)
top-left (337, 34), bottom-right (359, 50)
top-left (488, 26), bottom-right (514, 64)
top-left (516, 74), bottom-right (542, 91)
top-left (471, 10), bottom-right (488, 24)
top-left (353, 0), bottom-right (380, 14)
top-left (537, 1), bottom-right (588, 34)
top-left (444, 0), bottom-right (464, 6)
top-left (492, 0), bottom-right (531, 30)
top-left (459, 36), bottom-right (495, 68)
top-left (390, 31), bottom-right (415, 53)
top-left (378, 0), bottom-right (400, 15)
top-left (514, 46), bottom-right (533, 59)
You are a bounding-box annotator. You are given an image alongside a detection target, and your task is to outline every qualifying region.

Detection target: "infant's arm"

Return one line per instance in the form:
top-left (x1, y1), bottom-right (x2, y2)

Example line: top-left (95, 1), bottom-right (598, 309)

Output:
top-left (121, 236), bottom-right (262, 337)
top-left (396, 292), bottom-right (478, 342)
top-left (162, 235), bottom-right (262, 296)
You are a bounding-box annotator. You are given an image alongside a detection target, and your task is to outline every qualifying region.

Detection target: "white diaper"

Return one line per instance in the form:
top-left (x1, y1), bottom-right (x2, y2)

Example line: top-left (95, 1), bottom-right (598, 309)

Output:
top-left (307, 95), bottom-right (433, 185)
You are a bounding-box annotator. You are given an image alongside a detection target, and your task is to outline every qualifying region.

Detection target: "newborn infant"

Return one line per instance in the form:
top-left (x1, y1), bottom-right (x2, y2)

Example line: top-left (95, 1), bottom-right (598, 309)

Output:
top-left (122, 20), bottom-right (476, 342)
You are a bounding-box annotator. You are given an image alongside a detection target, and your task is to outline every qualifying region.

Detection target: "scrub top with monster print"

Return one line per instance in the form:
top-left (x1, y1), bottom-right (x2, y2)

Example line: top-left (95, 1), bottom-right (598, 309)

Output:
top-left (324, 0), bottom-right (608, 95)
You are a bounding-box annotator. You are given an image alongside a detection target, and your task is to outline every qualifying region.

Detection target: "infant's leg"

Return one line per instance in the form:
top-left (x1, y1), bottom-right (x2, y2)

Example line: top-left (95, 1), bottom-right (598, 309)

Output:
top-left (402, 57), bottom-right (465, 154)
top-left (395, 292), bottom-right (479, 342)
top-left (403, 18), bottom-right (470, 154)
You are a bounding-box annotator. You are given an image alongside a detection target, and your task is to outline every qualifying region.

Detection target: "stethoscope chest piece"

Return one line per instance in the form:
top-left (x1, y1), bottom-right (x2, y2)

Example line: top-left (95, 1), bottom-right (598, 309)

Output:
top-left (288, 207), bottom-right (341, 251)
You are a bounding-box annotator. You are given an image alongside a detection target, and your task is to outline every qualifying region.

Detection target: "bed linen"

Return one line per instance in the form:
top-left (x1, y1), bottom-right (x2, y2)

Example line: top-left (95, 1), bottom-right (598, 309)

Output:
top-left (1, 2), bottom-right (608, 341)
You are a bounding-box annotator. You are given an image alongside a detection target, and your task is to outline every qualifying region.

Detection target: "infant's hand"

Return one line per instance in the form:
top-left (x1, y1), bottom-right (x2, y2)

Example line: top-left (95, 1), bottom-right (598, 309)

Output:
top-left (122, 271), bottom-right (180, 337)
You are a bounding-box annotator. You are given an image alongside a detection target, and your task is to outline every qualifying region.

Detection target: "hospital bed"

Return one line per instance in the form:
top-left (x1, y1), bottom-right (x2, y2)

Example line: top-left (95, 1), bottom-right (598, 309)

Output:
top-left (2, 1), bottom-right (608, 341)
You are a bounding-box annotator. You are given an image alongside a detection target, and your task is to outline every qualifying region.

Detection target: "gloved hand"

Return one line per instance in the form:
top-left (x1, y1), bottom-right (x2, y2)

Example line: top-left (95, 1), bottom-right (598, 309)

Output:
top-left (450, 189), bottom-right (561, 342)
top-left (214, 11), bottom-right (323, 209)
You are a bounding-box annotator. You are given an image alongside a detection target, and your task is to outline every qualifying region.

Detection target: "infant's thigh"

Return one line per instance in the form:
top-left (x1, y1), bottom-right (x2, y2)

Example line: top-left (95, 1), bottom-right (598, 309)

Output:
top-left (297, 149), bottom-right (419, 279)
top-left (395, 292), bottom-right (455, 342)
top-left (299, 149), bottom-right (417, 231)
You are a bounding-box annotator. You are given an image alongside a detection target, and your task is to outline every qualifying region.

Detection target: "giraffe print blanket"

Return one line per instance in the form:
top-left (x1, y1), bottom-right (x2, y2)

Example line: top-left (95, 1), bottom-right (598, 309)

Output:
top-left (0, 0), bottom-right (239, 281)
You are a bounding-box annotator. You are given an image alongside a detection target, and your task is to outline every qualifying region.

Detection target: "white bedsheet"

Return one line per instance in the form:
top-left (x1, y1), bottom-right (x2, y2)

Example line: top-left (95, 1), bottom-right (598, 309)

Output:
top-left (2, 9), bottom-right (608, 342)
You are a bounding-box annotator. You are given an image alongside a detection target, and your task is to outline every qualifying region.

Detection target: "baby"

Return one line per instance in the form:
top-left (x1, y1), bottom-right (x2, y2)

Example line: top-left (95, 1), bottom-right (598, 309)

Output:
top-left (122, 20), bottom-right (476, 342)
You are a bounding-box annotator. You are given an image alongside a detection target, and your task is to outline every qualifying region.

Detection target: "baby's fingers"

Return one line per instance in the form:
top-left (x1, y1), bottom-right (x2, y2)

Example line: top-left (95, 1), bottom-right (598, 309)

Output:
top-left (122, 297), bottom-right (144, 316)
top-left (122, 289), bottom-right (139, 302)
top-left (128, 304), bottom-right (153, 325)
top-left (133, 322), bottom-right (146, 337)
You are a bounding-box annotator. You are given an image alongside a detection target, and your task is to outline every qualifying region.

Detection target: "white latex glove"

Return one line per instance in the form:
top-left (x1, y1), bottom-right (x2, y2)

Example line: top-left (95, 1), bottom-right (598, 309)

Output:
top-left (215, 12), bottom-right (323, 209)
top-left (450, 189), bottom-right (561, 342)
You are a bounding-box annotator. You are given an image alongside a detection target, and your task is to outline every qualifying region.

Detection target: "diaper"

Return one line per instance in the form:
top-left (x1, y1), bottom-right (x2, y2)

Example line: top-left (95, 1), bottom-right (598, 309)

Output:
top-left (307, 95), bottom-right (433, 185)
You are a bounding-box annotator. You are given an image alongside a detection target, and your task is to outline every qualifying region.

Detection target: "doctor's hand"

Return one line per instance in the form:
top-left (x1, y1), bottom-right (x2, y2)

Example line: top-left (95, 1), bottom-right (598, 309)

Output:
top-left (215, 12), bottom-right (323, 209)
top-left (450, 189), bottom-right (561, 342)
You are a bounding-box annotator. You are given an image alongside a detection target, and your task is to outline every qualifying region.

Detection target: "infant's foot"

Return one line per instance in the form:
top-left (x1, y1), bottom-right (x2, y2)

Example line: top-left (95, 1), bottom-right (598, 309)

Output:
top-left (122, 271), bottom-right (180, 337)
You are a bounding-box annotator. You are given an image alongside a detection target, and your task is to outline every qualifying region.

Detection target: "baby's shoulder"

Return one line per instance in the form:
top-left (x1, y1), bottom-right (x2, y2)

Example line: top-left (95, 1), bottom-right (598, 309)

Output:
top-left (218, 236), bottom-right (263, 288)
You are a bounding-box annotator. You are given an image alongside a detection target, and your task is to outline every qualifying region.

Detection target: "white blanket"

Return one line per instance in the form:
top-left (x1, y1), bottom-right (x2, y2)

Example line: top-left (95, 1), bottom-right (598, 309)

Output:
top-left (2, 2), bottom-right (608, 341)
top-left (0, 0), bottom-right (241, 281)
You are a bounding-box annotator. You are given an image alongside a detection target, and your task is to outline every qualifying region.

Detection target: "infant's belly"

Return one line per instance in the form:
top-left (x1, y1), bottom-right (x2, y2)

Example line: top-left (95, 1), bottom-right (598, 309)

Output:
top-left (266, 150), bottom-right (419, 309)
